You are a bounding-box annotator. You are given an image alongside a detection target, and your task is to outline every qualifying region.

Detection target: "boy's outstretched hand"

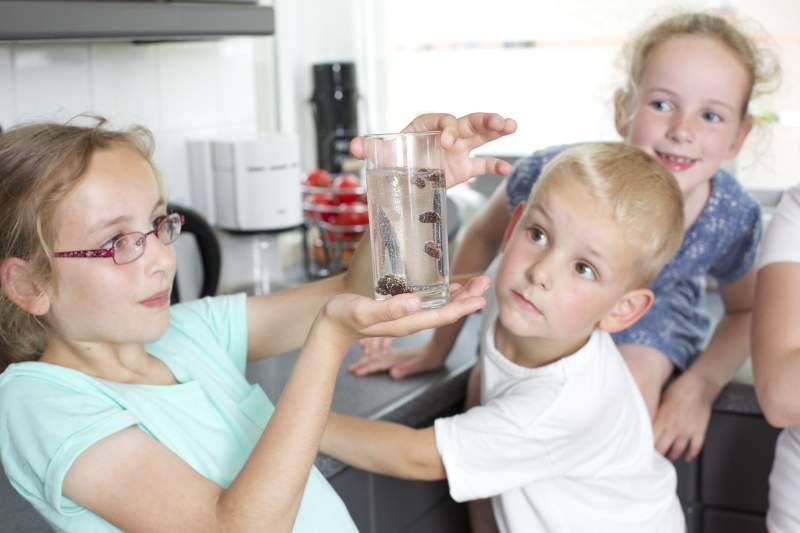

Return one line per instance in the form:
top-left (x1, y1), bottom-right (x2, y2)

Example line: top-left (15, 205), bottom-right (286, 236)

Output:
top-left (350, 339), bottom-right (446, 379)
top-left (349, 112), bottom-right (517, 189)
top-left (318, 276), bottom-right (491, 351)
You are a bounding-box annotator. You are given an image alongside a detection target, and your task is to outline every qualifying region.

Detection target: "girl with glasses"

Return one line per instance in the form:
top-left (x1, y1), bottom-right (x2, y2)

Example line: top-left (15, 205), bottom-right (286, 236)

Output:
top-left (0, 114), bottom-right (515, 532)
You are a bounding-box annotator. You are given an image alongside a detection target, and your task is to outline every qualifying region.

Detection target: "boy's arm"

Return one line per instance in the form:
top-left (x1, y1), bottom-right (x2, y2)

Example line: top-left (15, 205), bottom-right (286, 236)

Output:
top-left (321, 413), bottom-right (446, 481)
top-left (653, 268), bottom-right (755, 461)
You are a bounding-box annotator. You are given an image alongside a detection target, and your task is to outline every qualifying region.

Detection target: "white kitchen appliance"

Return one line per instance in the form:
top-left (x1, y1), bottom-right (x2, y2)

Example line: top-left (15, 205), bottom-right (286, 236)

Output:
top-left (188, 134), bottom-right (304, 231)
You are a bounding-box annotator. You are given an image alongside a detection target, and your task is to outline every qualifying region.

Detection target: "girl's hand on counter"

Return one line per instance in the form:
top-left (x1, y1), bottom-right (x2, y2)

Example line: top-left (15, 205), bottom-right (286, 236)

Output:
top-left (317, 276), bottom-right (491, 351)
top-left (349, 339), bottom-right (447, 379)
top-left (349, 112), bottom-right (517, 189)
top-left (652, 372), bottom-right (716, 462)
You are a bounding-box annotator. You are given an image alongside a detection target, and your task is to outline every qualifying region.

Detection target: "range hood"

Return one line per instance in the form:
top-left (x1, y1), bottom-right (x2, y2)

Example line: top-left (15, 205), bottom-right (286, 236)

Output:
top-left (0, 1), bottom-right (274, 42)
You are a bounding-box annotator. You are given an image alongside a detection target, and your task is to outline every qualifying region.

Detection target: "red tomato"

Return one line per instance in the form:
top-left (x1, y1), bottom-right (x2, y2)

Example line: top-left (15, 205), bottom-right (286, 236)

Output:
top-left (335, 210), bottom-right (369, 227)
top-left (307, 194), bottom-right (338, 222)
top-left (306, 169), bottom-right (332, 188)
top-left (333, 174), bottom-right (363, 203)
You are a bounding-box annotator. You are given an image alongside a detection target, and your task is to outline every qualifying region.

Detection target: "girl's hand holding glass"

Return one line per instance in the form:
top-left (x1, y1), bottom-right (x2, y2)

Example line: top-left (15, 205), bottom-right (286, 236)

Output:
top-left (317, 275), bottom-right (491, 353)
top-left (349, 112), bottom-right (517, 189)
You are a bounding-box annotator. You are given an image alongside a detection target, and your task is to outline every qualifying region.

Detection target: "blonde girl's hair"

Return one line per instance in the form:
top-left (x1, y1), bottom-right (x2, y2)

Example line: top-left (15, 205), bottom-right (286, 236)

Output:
top-left (530, 143), bottom-right (685, 287)
top-left (0, 116), bottom-right (160, 369)
top-left (617, 11), bottom-right (781, 125)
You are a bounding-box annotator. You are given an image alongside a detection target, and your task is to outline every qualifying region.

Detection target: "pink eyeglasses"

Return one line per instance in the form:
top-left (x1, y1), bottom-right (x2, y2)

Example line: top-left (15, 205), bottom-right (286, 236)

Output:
top-left (54, 213), bottom-right (185, 265)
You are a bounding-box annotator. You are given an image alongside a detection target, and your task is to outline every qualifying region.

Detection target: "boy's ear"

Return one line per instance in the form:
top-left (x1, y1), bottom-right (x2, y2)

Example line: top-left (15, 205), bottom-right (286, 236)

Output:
top-left (501, 202), bottom-right (526, 252)
top-left (0, 258), bottom-right (51, 316)
top-left (726, 114), bottom-right (754, 159)
top-left (597, 288), bottom-right (653, 334)
top-left (613, 88), bottom-right (630, 138)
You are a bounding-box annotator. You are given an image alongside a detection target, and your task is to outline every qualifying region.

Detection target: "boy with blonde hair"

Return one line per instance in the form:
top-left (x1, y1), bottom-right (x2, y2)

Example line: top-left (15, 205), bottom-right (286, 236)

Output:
top-left (321, 142), bottom-right (686, 532)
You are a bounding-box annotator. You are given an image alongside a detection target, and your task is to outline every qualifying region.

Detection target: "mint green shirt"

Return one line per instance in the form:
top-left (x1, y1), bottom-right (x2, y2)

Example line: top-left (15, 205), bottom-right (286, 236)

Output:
top-left (0, 293), bottom-right (357, 533)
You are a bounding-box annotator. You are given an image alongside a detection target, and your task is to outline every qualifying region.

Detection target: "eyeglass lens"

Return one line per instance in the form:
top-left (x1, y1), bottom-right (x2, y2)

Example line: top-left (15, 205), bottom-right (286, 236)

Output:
top-left (113, 213), bottom-right (183, 265)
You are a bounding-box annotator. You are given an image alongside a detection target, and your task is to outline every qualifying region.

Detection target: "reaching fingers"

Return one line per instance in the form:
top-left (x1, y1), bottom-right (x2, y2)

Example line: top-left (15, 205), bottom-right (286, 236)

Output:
top-left (348, 354), bottom-right (398, 376)
top-left (667, 437), bottom-right (690, 462)
top-left (349, 136), bottom-right (366, 159)
top-left (403, 113), bottom-right (460, 141)
top-left (454, 275), bottom-right (492, 299)
top-left (468, 156), bottom-right (515, 178)
top-left (456, 113), bottom-right (518, 152)
top-left (378, 337), bottom-right (394, 354)
top-left (358, 337), bottom-right (391, 358)
top-left (389, 357), bottom-right (437, 379)
top-left (654, 429), bottom-right (672, 457)
top-left (685, 435), bottom-right (704, 462)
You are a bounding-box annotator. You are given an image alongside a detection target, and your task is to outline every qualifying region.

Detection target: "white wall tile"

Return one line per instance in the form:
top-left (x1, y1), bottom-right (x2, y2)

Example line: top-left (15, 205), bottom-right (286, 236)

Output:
top-left (217, 39), bottom-right (257, 125)
top-left (89, 43), bottom-right (160, 129)
top-left (0, 46), bottom-right (14, 130)
top-left (156, 41), bottom-right (220, 131)
top-left (151, 131), bottom-right (197, 208)
top-left (13, 44), bottom-right (92, 123)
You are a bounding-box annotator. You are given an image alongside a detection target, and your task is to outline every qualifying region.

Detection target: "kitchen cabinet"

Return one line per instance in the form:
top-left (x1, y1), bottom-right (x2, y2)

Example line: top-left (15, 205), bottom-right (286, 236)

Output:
top-left (327, 403), bottom-right (469, 533)
top-left (329, 469), bottom-right (468, 533)
top-left (703, 509), bottom-right (769, 533)
top-left (0, 1), bottom-right (274, 42)
top-left (676, 385), bottom-right (781, 533)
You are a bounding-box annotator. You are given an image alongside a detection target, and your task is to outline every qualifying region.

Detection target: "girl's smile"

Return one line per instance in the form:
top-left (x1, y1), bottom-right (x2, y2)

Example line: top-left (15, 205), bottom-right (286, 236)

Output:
top-left (654, 150), bottom-right (698, 173)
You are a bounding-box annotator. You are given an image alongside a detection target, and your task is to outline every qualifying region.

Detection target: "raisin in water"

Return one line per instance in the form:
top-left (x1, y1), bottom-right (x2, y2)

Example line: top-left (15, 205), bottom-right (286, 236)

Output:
top-left (367, 167), bottom-right (449, 308)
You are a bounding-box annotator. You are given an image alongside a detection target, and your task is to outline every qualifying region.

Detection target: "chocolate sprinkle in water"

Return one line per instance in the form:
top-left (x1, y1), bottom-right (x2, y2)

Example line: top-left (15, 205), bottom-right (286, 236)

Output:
top-left (418, 211), bottom-right (440, 224)
top-left (376, 274), bottom-right (413, 296)
top-left (413, 176), bottom-right (426, 189)
top-left (426, 170), bottom-right (444, 186)
top-left (424, 241), bottom-right (442, 259)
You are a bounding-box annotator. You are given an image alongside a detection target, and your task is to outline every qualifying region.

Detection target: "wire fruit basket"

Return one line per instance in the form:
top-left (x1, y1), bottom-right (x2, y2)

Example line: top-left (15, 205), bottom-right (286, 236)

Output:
top-left (302, 170), bottom-right (368, 277)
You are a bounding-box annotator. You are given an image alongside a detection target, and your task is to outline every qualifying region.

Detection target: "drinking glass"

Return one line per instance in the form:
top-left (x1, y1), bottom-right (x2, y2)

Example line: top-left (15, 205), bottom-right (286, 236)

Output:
top-left (364, 131), bottom-right (449, 309)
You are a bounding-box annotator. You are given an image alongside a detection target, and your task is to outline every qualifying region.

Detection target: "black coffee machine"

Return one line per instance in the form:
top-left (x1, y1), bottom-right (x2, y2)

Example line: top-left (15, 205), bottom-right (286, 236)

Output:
top-left (310, 62), bottom-right (359, 173)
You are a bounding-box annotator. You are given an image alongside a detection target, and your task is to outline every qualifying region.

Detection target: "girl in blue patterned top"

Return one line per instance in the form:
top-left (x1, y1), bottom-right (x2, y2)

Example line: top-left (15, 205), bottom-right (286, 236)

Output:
top-left (352, 12), bottom-right (780, 466)
top-left (0, 112), bottom-right (515, 532)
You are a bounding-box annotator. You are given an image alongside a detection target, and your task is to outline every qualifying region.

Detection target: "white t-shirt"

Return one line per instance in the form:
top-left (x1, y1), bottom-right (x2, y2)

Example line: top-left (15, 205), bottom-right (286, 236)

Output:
top-left (757, 185), bottom-right (800, 533)
top-left (433, 274), bottom-right (684, 533)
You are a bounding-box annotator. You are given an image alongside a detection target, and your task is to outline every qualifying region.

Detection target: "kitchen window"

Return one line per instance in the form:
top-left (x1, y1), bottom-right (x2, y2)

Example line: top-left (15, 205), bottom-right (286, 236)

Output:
top-left (359, 0), bottom-right (800, 191)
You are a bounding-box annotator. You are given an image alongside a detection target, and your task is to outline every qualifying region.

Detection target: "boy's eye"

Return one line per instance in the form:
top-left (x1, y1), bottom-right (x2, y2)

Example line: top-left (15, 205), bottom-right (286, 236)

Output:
top-left (650, 100), bottom-right (672, 112)
top-left (575, 262), bottom-right (597, 281)
top-left (528, 227), bottom-right (548, 245)
top-left (702, 111), bottom-right (722, 123)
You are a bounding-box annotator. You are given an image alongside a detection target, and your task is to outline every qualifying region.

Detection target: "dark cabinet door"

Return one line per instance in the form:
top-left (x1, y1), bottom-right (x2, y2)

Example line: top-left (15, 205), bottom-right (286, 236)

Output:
top-left (701, 413), bottom-right (780, 514)
top-left (703, 508), bottom-right (767, 533)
